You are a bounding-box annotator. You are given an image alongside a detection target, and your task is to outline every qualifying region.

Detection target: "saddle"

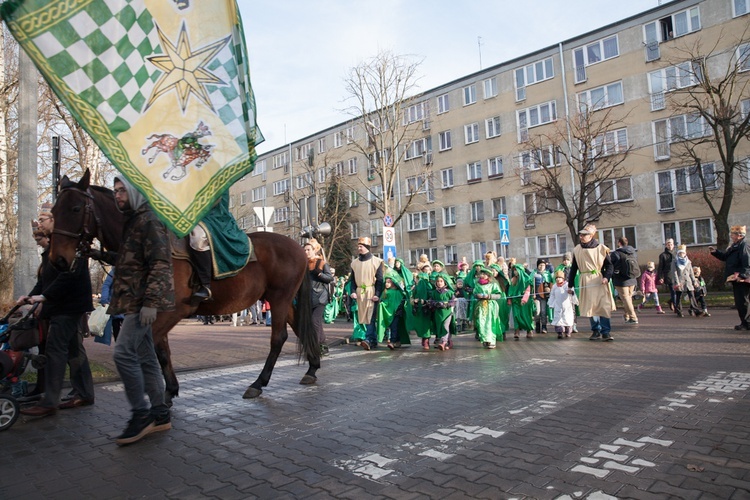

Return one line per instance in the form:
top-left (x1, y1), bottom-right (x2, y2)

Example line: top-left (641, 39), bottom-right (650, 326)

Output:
top-left (170, 232), bottom-right (256, 279)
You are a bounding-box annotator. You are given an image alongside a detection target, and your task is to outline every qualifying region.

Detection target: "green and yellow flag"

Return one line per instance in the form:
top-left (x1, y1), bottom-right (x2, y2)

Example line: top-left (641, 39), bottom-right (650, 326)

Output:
top-left (2, 0), bottom-right (263, 236)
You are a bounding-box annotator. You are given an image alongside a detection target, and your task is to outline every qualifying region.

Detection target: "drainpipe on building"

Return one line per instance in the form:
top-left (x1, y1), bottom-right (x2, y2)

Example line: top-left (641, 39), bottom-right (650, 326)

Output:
top-left (559, 42), bottom-right (576, 202)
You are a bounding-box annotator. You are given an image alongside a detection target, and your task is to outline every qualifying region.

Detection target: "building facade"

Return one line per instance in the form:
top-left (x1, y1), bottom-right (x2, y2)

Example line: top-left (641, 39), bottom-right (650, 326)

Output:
top-left (231, 0), bottom-right (750, 269)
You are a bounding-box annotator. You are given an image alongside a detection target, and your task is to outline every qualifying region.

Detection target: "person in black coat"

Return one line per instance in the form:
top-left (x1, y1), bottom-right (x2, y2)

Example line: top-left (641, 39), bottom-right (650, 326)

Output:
top-left (710, 225), bottom-right (750, 330)
top-left (304, 239), bottom-right (334, 355)
top-left (657, 238), bottom-right (676, 311)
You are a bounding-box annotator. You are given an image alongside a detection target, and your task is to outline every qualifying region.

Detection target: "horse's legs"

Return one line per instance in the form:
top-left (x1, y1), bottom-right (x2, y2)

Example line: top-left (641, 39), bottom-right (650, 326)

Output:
top-left (243, 309), bottom-right (289, 399)
top-left (152, 319), bottom-right (181, 407)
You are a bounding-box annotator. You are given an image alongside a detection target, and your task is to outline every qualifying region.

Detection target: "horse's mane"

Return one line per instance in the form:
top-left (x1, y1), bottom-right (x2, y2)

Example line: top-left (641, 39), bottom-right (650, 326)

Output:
top-left (89, 184), bottom-right (113, 195)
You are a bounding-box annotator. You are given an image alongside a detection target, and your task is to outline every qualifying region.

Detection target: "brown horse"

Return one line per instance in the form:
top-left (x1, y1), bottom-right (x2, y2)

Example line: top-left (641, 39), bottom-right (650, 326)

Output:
top-left (48, 170), bottom-right (320, 404)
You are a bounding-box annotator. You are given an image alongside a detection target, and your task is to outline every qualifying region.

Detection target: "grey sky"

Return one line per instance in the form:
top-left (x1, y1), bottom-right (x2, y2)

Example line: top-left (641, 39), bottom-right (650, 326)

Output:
top-left (240, 0), bottom-right (666, 153)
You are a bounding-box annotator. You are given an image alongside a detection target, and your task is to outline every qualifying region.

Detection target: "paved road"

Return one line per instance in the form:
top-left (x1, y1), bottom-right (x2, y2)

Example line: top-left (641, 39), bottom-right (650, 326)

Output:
top-left (4, 309), bottom-right (750, 499)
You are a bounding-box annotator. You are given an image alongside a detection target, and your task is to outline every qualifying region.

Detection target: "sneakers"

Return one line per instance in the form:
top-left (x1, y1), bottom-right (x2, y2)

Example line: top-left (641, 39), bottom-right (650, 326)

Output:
top-left (360, 340), bottom-right (371, 351)
top-left (656, 306), bottom-right (665, 314)
top-left (626, 319), bottom-right (639, 324)
top-left (589, 332), bottom-right (601, 341)
top-left (151, 412), bottom-right (172, 433)
top-left (482, 342), bottom-right (496, 349)
top-left (603, 335), bottom-right (614, 342)
top-left (701, 310), bottom-right (711, 317)
top-left (637, 303), bottom-right (644, 311)
top-left (116, 413), bottom-right (155, 446)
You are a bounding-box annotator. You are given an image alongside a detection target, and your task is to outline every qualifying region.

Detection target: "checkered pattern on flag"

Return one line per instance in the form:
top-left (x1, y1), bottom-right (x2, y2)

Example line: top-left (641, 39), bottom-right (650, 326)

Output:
top-left (1, 0), bottom-right (264, 236)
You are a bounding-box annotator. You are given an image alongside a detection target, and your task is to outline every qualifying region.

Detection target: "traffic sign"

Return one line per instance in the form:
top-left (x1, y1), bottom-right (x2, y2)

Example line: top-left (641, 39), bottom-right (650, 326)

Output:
top-left (383, 214), bottom-right (393, 227)
top-left (383, 226), bottom-right (397, 260)
top-left (498, 214), bottom-right (510, 246)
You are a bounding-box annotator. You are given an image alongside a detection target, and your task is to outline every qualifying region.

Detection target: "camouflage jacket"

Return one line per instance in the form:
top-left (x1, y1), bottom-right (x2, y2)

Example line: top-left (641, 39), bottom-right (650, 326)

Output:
top-left (105, 204), bottom-right (175, 315)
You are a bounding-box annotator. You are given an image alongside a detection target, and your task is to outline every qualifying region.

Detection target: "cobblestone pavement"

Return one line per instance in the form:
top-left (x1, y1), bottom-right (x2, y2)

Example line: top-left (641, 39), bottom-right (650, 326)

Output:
top-left (3, 309), bottom-right (750, 499)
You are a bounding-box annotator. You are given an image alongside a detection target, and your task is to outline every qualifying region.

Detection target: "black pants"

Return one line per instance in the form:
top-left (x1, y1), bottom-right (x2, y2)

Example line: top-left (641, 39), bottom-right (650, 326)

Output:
top-left (40, 313), bottom-right (94, 408)
top-left (733, 282), bottom-right (750, 327)
top-left (311, 304), bottom-right (326, 345)
top-left (674, 290), bottom-right (699, 316)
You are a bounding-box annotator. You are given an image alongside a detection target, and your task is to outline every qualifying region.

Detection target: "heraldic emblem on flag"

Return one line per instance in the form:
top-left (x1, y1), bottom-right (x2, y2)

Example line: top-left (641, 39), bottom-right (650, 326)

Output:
top-left (1, 0), bottom-right (264, 236)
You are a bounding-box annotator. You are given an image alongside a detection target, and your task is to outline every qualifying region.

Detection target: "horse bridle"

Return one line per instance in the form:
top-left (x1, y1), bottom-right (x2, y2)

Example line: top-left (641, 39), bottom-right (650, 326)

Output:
top-left (52, 187), bottom-right (103, 260)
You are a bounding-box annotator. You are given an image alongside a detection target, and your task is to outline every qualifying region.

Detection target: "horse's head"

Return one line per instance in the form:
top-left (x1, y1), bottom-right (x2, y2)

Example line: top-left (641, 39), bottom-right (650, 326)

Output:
top-left (49, 170), bottom-right (98, 271)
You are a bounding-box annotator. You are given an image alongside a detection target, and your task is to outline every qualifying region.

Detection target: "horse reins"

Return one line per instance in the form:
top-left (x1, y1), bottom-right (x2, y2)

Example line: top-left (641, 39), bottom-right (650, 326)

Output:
top-left (52, 187), bottom-right (104, 263)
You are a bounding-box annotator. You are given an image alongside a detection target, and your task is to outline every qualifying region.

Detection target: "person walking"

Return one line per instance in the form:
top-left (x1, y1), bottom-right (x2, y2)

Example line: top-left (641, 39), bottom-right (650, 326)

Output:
top-left (568, 224), bottom-right (616, 341)
top-left (92, 176), bottom-right (175, 445)
top-left (611, 237), bottom-right (640, 324)
top-left (303, 239), bottom-right (334, 356)
top-left (19, 205), bottom-right (96, 416)
top-left (657, 239), bottom-right (676, 312)
top-left (348, 237), bottom-right (384, 350)
top-left (709, 225), bottom-right (750, 330)
top-left (671, 245), bottom-right (700, 318)
top-left (639, 262), bottom-right (665, 314)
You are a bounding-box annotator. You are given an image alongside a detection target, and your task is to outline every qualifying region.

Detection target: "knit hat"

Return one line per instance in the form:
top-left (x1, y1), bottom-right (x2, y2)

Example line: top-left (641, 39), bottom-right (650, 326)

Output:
top-left (536, 258), bottom-right (548, 267)
top-left (731, 225), bottom-right (747, 236)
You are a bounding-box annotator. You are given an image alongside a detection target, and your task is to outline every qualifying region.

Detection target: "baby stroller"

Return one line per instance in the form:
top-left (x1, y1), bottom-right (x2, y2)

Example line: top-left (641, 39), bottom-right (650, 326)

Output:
top-left (0, 303), bottom-right (46, 431)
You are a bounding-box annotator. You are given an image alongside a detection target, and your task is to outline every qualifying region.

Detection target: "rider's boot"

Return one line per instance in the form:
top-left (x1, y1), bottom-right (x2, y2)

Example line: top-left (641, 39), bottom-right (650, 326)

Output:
top-left (190, 248), bottom-right (213, 302)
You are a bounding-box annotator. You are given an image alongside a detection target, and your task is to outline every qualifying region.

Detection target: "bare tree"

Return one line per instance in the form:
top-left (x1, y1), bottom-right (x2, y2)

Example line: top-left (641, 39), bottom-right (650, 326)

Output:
top-left (342, 50), bottom-right (431, 227)
top-left (517, 105), bottom-right (634, 245)
top-left (660, 30), bottom-right (750, 248)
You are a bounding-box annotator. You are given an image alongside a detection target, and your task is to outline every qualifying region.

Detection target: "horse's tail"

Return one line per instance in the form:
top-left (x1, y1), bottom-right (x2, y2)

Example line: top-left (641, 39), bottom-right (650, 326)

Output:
top-left (293, 272), bottom-right (319, 362)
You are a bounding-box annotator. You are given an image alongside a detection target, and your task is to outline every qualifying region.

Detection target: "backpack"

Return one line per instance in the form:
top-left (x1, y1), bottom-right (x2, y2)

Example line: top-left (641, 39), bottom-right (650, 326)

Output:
top-left (616, 250), bottom-right (641, 280)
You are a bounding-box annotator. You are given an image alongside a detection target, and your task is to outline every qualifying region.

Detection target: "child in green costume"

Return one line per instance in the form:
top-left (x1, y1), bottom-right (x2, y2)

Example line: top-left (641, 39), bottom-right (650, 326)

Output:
top-left (431, 272), bottom-right (456, 350)
top-left (376, 270), bottom-right (409, 349)
top-left (472, 267), bottom-right (504, 349)
top-left (508, 262), bottom-right (536, 340)
top-left (411, 262), bottom-right (434, 349)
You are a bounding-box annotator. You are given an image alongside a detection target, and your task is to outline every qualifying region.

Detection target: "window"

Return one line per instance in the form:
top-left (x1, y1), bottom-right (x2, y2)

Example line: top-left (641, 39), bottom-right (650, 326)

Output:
top-left (520, 145), bottom-right (560, 171)
top-left (405, 137), bottom-right (430, 159)
top-left (652, 114), bottom-right (711, 159)
top-left (348, 157), bottom-right (358, 175)
top-left (317, 168), bottom-right (326, 184)
top-left (438, 130), bottom-right (452, 151)
top-left (577, 81), bottom-right (624, 113)
top-left (334, 161), bottom-right (344, 176)
top-left (491, 197), bottom-right (506, 219)
top-left (470, 201), bottom-right (484, 223)
top-left (573, 35), bottom-right (619, 83)
top-left (595, 177), bottom-right (633, 204)
top-left (526, 233), bottom-right (569, 258)
top-left (443, 206), bottom-right (456, 227)
top-left (738, 43), bottom-right (750, 72)
top-left (735, 0), bottom-right (750, 17)
top-left (251, 186), bottom-right (266, 202)
top-left (437, 93), bottom-right (450, 114)
top-left (441, 168), bottom-right (454, 189)
top-left (296, 143), bottom-right (313, 162)
top-left (252, 160), bottom-right (266, 177)
top-left (591, 128), bottom-right (628, 157)
top-left (367, 185), bottom-right (381, 214)
top-left (404, 102), bottom-right (427, 124)
top-left (409, 247), bottom-right (438, 265)
top-left (272, 179), bottom-right (290, 196)
top-left (463, 84), bottom-right (476, 105)
top-left (467, 161), bottom-right (482, 183)
top-left (240, 191), bottom-right (247, 205)
top-left (662, 218), bottom-right (713, 246)
top-left (444, 245), bottom-right (457, 264)
top-left (348, 190), bottom-right (359, 207)
top-left (407, 211), bottom-right (431, 231)
top-left (655, 164), bottom-right (718, 211)
top-left (488, 157), bottom-right (503, 178)
top-left (406, 175), bottom-right (427, 195)
top-left (659, 7), bottom-right (701, 40)
top-left (648, 61), bottom-right (703, 110)
top-left (483, 77), bottom-right (498, 99)
top-left (370, 219), bottom-right (383, 237)
top-left (295, 173), bottom-right (313, 190)
top-left (318, 138), bottom-right (326, 153)
top-left (485, 116), bottom-right (501, 138)
top-left (464, 123), bottom-right (480, 144)
top-left (742, 98), bottom-right (750, 120)
top-left (238, 216), bottom-right (246, 230)
top-left (274, 207), bottom-right (289, 223)
top-left (514, 56), bottom-right (554, 101)
top-left (517, 100), bottom-right (557, 141)
top-left (334, 132), bottom-right (343, 148)
top-left (471, 242), bottom-right (488, 261)
top-left (273, 152), bottom-right (288, 170)
top-left (350, 222), bottom-right (360, 239)
top-left (599, 226), bottom-right (636, 251)
top-left (345, 126), bottom-right (355, 143)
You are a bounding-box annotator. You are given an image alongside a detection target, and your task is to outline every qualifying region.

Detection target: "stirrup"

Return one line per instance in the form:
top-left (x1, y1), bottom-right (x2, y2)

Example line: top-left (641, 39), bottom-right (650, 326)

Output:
top-left (192, 285), bottom-right (212, 302)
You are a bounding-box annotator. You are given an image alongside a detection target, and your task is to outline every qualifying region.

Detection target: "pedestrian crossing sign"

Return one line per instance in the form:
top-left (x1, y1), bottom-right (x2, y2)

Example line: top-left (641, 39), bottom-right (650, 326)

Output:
top-left (498, 214), bottom-right (510, 246)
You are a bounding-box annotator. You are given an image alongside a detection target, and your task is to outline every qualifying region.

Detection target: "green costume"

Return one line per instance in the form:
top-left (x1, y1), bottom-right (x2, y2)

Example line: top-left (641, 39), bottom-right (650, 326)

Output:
top-left (344, 279), bottom-right (366, 341)
top-left (411, 272), bottom-right (434, 339)
top-left (472, 269), bottom-right (504, 345)
top-left (324, 279), bottom-right (343, 323)
top-left (508, 264), bottom-right (536, 332)
top-left (200, 192), bottom-right (250, 278)
top-left (490, 263), bottom-right (511, 332)
top-left (431, 272), bottom-right (456, 341)
top-left (462, 260), bottom-right (484, 323)
top-left (391, 259), bottom-right (416, 334)
top-left (376, 270), bottom-right (410, 345)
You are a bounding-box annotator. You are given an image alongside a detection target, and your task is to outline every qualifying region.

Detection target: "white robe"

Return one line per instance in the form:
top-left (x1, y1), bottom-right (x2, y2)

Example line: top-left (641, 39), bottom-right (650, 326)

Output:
top-left (548, 283), bottom-right (577, 327)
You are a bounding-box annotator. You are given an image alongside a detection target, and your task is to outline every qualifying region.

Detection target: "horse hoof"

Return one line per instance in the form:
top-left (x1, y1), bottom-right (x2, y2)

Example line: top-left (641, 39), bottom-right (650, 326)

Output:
top-left (165, 393), bottom-right (175, 408)
top-left (299, 375), bottom-right (317, 385)
top-left (243, 387), bottom-right (262, 399)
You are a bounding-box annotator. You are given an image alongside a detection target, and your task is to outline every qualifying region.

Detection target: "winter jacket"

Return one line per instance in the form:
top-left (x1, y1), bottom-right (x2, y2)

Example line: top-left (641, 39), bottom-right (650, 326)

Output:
top-left (104, 177), bottom-right (175, 315)
top-left (640, 270), bottom-right (658, 294)
top-left (309, 258), bottom-right (334, 306)
top-left (671, 256), bottom-right (696, 291)
top-left (711, 237), bottom-right (750, 279)
top-left (29, 249), bottom-right (93, 319)
top-left (610, 245), bottom-right (638, 287)
top-left (657, 247), bottom-right (675, 285)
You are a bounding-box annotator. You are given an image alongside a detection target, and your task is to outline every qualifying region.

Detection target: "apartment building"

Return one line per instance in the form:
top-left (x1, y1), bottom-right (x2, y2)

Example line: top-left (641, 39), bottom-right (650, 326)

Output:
top-left (231, 0), bottom-right (750, 268)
